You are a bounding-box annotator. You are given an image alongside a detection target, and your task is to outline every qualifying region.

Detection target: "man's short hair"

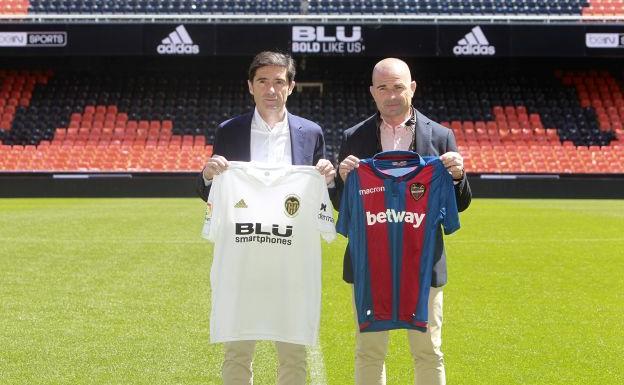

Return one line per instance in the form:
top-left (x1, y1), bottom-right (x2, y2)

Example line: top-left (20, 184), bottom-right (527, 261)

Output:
top-left (248, 51), bottom-right (296, 83)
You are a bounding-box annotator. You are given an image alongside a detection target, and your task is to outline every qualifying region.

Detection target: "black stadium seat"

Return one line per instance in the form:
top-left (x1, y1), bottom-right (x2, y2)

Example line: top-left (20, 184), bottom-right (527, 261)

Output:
top-left (1, 63), bottom-right (622, 166)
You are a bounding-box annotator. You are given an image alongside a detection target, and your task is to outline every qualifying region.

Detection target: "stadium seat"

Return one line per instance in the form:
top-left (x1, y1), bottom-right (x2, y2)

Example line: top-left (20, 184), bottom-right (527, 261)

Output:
top-left (25, 0), bottom-right (303, 15)
top-left (2, 63), bottom-right (623, 174)
top-left (5, 0), bottom-right (611, 16)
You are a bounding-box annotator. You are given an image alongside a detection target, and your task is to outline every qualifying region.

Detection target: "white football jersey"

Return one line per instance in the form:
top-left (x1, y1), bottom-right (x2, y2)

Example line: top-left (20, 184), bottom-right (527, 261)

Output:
top-left (202, 161), bottom-right (336, 346)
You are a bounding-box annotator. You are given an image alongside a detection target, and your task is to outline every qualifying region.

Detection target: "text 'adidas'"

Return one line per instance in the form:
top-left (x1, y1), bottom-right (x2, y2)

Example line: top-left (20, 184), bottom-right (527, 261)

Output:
top-left (453, 26), bottom-right (495, 56)
top-left (157, 25), bottom-right (199, 55)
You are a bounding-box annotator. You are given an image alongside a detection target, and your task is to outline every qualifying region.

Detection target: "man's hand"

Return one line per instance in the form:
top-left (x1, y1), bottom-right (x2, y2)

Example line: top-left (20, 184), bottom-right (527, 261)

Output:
top-left (316, 159), bottom-right (336, 185)
top-left (440, 151), bottom-right (464, 180)
top-left (338, 155), bottom-right (360, 182)
top-left (202, 155), bottom-right (229, 181)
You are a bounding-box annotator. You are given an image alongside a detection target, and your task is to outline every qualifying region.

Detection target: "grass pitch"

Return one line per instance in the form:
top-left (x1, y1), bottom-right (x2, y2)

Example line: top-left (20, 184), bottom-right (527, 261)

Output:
top-left (1, 198), bottom-right (623, 384)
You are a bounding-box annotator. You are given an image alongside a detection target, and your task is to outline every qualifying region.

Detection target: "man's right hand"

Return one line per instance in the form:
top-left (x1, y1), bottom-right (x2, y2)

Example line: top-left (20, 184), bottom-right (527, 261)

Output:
top-left (338, 155), bottom-right (360, 182)
top-left (202, 155), bottom-right (229, 181)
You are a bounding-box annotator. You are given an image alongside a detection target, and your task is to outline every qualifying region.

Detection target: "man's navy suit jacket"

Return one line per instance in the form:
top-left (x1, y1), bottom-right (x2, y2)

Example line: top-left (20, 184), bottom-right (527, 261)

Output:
top-left (197, 110), bottom-right (327, 201)
top-left (332, 110), bottom-right (472, 287)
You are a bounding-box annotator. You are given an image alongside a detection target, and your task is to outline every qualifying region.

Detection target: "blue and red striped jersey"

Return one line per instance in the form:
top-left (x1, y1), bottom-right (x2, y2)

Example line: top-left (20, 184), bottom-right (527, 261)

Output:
top-left (337, 151), bottom-right (460, 332)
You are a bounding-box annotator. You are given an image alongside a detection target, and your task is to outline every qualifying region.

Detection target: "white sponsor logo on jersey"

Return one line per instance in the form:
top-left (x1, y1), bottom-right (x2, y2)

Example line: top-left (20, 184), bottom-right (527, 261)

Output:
top-left (359, 186), bottom-right (385, 195)
top-left (366, 209), bottom-right (426, 229)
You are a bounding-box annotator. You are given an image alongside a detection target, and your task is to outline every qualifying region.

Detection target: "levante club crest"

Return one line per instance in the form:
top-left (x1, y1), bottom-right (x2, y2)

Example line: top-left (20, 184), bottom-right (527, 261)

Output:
top-left (284, 195), bottom-right (301, 217)
top-left (410, 183), bottom-right (426, 201)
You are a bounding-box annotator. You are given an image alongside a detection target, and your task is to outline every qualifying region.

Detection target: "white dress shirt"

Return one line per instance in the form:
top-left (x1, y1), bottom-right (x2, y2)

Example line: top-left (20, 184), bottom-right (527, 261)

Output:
top-left (250, 108), bottom-right (292, 164)
top-left (203, 109), bottom-right (293, 185)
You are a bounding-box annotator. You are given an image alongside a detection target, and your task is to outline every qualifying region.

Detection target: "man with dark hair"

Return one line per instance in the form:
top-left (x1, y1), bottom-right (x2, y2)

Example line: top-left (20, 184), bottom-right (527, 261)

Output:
top-left (197, 51), bottom-right (334, 385)
top-left (247, 50), bottom-right (297, 84)
top-left (334, 58), bottom-right (471, 385)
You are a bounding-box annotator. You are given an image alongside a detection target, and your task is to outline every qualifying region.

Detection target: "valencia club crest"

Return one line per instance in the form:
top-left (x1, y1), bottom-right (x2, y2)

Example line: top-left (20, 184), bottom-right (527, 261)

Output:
top-left (284, 195), bottom-right (301, 217)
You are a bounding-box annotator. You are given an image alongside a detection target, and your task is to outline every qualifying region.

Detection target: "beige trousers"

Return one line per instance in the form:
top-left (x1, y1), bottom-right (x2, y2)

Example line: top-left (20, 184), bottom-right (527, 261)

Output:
top-left (221, 340), bottom-right (307, 385)
top-left (353, 286), bottom-right (445, 385)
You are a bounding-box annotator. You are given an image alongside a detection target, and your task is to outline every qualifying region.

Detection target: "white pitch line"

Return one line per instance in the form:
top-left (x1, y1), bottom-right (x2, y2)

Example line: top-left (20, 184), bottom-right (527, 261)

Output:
top-left (0, 238), bottom-right (204, 244)
top-left (5, 237), bottom-right (624, 244)
top-left (448, 238), bottom-right (624, 243)
top-left (309, 344), bottom-right (327, 385)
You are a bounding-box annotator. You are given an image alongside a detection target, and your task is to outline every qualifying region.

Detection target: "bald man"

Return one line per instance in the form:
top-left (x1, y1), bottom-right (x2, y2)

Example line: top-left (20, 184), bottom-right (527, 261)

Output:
top-left (332, 58), bottom-right (471, 385)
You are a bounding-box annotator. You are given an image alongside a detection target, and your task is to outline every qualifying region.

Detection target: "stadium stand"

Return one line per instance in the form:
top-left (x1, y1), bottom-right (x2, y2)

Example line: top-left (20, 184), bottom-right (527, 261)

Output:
top-left (418, 67), bottom-right (623, 174)
top-left (5, 0), bottom-right (303, 14)
top-left (307, 0), bottom-right (593, 16)
top-left (583, 0), bottom-right (624, 16)
top-left (0, 0), bottom-right (29, 15)
top-left (0, 0), bottom-right (620, 16)
top-left (1, 60), bottom-right (623, 174)
top-left (0, 0), bottom-right (621, 200)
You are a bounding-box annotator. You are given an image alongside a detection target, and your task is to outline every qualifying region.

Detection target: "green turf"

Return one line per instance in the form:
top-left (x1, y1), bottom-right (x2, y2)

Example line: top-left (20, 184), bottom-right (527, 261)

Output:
top-left (1, 198), bottom-right (623, 385)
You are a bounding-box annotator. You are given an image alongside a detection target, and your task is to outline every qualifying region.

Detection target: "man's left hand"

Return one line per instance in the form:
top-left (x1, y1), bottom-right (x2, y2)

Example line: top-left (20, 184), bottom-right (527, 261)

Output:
top-left (316, 159), bottom-right (336, 185)
top-left (440, 152), bottom-right (464, 180)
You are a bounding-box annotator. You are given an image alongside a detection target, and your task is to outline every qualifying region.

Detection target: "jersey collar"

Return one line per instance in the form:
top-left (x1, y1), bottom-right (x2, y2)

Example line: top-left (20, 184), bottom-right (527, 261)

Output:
top-left (369, 150), bottom-right (426, 181)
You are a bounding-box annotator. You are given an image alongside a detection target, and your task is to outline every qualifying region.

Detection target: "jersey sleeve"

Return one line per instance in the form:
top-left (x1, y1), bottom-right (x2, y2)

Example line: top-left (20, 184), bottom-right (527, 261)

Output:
top-left (201, 173), bottom-right (223, 242)
top-left (336, 170), bottom-right (354, 237)
top-left (441, 170), bottom-right (460, 235)
top-left (317, 174), bottom-right (337, 243)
